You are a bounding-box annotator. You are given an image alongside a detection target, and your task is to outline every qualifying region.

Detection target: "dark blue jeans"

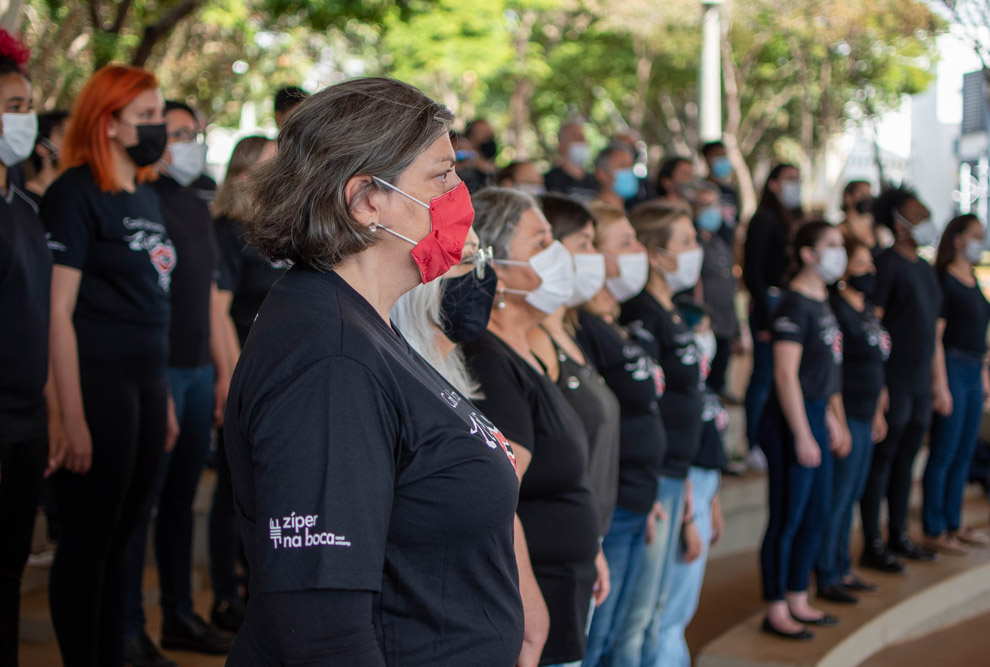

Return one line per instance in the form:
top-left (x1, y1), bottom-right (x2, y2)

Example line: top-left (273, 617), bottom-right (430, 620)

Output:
top-left (815, 417), bottom-right (874, 589)
top-left (125, 365), bottom-right (215, 637)
top-left (744, 289), bottom-right (781, 449)
top-left (760, 398), bottom-right (832, 601)
top-left (923, 352), bottom-right (985, 537)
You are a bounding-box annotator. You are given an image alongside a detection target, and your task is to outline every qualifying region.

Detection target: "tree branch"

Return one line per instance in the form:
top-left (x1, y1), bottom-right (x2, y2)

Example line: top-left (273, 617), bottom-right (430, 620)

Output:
top-left (110, 0), bottom-right (134, 34)
top-left (130, 0), bottom-right (203, 67)
top-left (89, 0), bottom-right (104, 32)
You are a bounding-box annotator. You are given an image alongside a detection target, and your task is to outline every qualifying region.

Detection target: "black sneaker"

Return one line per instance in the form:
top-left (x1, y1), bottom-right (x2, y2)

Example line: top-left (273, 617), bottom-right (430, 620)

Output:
top-left (211, 598), bottom-right (246, 633)
top-left (817, 585), bottom-right (859, 604)
top-left (124, 633), bottom-right (178, 667)
top-left (161, 612), bottom-right (234, 655)
top-left (842, 574), bottom-right (877, 592)
top-left (889, 533), bottom-right (938, 562)
top-left (860, 539), bottom-right (906, 573)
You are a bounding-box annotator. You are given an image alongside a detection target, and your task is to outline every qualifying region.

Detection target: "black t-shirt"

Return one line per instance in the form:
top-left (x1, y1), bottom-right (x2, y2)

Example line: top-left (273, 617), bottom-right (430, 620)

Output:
top-left (620, 292), bottom-right (702, 479)
top-left (771, 290), bottom-right (842, 402)
top-left (0, 182), bottom-right (51, 444)
top-left (576, 310), bottom-right (666, 514)
top-left (830, 292), bottom-right (889, 420)
top-left (153, 176), bottom-right (219, 368)
top-left (939, 271), bottom-right (990, 357)
top-left (548, 336), bottom-right (622, 537)
top-left (215, 214), bottom-right (288, 345)
top-left (695, 337), bottom-right (729, 471)
top-left (43, 165), bottom-right (174, 381)
top-left (224, 267), bottom-right (523, 666)
top-left (544, 166), bottom-right (599, 201)
top-left (699, 232), bottom-right (740, 339)
top-left (743, 207), bottom-right (790, 329)
top-left (715, 181), bottom-right (740, 247)
top-left (464, 331), bottom-right (600, 666)
top-left (873, 249), bottom-right (941, 391)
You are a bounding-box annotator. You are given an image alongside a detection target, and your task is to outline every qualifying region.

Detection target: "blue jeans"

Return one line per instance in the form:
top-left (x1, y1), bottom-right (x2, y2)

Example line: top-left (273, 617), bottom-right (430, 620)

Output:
top-left (815, 417), bottom-right (874, 589)
top-left (653, 467), bottom-right (721, 667)
top-left (609, 476), bottom-right (686, 667)
top-left (125, 365), bottom-right (215, 636)
top-left (923, 353), bottom-right (985, 536)
top-left (760, 398), bottom-right (832, 601)
top-left (744, 289), bottom-right (781, 449)
top-left (582, 507), bottom-right (649, 667)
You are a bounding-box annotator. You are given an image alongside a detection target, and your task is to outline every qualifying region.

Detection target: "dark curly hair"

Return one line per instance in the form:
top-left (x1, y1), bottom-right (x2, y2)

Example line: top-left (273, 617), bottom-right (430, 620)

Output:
top-left (872, 184), bottom-right (919, 232)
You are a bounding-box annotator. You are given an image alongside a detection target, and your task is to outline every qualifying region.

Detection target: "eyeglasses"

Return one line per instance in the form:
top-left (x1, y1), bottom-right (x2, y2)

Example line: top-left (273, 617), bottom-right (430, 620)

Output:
top-left (461, 245), bottom-right (494, 279)
top-left (167, 128), bottom-right (204, 144)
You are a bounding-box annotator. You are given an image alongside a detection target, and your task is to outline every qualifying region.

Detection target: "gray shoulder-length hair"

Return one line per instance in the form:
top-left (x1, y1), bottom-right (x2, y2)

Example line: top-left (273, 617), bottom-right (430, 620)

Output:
top-left (471, 187), bottom-right (539, 260)
top-left (246, 77), bottom-right (454, 270)
top-left (390, 280), bottom-right (481, 399)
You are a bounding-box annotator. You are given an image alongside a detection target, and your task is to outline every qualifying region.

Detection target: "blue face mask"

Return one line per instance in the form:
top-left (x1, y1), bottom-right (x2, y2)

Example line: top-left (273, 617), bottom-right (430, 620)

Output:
top-left (612, 168), bottom-right (639, 200)
top-left (697, 206), bottom-right (723, 233)
top-left (712, 156), bottom-right (732, 181)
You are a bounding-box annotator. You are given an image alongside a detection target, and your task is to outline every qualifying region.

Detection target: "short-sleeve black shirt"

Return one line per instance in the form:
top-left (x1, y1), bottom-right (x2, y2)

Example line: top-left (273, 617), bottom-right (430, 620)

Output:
top-left (464, 331), bottom-right (600, 665)
top-left (224, 267), bottom-right (523, 666)
top-left (873, 249), bottom-right (941, 391)
top-left (543, 166), bottom-right (600, 201)
top-left (215, 214), bottom-right (288, 345)
top-left (42, 166), bottom-right (174, 381)
top-left (0, 182), bottom-right (51, 444)
top-left (620, 292), bottom-right (702, 480)
top-left (153, 176), bottom-right (219, 368)
top-left (830, 292), bottom-right (889, 420)
top-left (939, 271), bottom-right (990, 357)
top-left (576, 310), bottom-right (666, 514)
top-left (771, 290), bottom-right (842, 402)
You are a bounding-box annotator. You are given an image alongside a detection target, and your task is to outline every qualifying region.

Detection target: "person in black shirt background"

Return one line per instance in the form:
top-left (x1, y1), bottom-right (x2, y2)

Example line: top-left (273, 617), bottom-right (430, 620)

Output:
top-left (860, 186), bottom-right (941, 573)
top-left (614, 201), bottom-right (704, 666)
top-left (24, 109), bottom-right (68, 204)
top-left (465, 187), bottom-right (599, 667)
top-left (44, 64), bottom-right (178, 667)
top-left (837, 180), bottom-right (884, 257)
top-left (122, 100), bottom-right (233, 667)
top-left (577, 203), bottom-right (665, 667)
top-left (743, 164), bottom-right (803, 468)
top-left (0, 32), bottom-right (62, 667)
top-left (545, 121), bottom-right (599, 200)
top-left (225, 78), bottom-right (523, 666)
top-left (208, 134), bottom-right (279, 632)
top-left (272, 85), bottom-right (309, 130)
top-left (815, 236), bottom-right (889, 605)
top-left (758, 221), bottom-right (848, 640)
top-left (923, 214), bottom-right (990, 554)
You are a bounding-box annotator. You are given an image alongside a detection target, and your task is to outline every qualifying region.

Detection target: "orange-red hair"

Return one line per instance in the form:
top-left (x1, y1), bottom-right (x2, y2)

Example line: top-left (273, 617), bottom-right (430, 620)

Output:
top-left (61, 64), bottom-right (160, 193)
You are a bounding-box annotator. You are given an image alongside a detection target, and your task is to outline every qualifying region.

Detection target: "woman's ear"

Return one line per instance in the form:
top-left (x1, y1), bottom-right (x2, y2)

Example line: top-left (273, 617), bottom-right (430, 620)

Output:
top-left (346, 174), bottom-right (382, 230)
top-left (798, 245), bottom-right (817, 268)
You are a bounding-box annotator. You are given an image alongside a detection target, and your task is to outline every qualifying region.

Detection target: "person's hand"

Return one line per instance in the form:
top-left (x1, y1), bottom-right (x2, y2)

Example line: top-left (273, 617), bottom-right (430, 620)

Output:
top-left (45, 411), bottom-right (68, 477)
top-left (592, 548), bottom-right (611, 607)
top-left (516, 595), bottom-right (549, 667)
top-left (933, 384), bottom-right (953, 417)
top-left (62, 414), bottom-right (93, 474)
top-left (830, 423), bottom-right (852, 459)
top-left (214, 374), bottom-right (230, 427)
top-left (826, 409), bottom-right (842, 451)
top-left (872, 412), bottom-right (888, 444)
top-left (645, 500), bottom-right (669, 545)
top-left (756, 330), bottom-right (772, 343)
top-left (731, 337), bottom-right (744, 356)
top-left (795, 433), bottom-right (821, 468)
top-left (681, 520), bottom-right (703, 564)
top-left (710, 495), bottom-right (724, 547)
top-left (165, 396), bottom-right (180, 453)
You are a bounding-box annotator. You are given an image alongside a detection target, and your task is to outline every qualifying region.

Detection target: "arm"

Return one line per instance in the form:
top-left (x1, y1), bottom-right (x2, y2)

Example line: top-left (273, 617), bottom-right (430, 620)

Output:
top-left (827, 393), bottom-right (851, 459)
top-left (209, 284), bottom-right (236, 426)
top-left (510, 445), bottom-right (549, 667)
top-left (49, 266), bottom-right (92, 474)
top-left (932, 318), bottom-right (952, 416)
top-left (872, 387), bottom-right (889, 443)
top-left (710, 493), bottom-right (724, 547)
top-left (43, 366), bottom-right (66, 476)
top-left (773, 341), bottom-right (820, 467)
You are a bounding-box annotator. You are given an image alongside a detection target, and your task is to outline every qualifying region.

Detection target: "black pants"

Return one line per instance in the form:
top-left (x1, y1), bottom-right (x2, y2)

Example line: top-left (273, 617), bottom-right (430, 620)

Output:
top-left (707, 335), bottom-right (732, 396)
top-left (49, 364), bottom-right (167, 667)
top-left (0, 437), bottom-right (47, 666)
top-left (210, 428), bottom-right (245, 603)
top-left (860, 386), bottom-right (932, 542)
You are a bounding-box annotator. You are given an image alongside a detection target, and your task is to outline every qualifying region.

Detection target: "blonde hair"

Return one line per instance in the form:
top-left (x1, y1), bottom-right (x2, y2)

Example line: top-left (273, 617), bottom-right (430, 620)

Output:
top-left (214, 135), bottom-right (272, 221)
top-left (628, 200), bottom-right (692, 252)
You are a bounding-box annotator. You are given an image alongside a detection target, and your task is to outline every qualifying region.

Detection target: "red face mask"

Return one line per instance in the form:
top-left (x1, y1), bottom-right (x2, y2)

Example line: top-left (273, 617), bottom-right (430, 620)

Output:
top-left (372, 177), bottom-right (475, 283)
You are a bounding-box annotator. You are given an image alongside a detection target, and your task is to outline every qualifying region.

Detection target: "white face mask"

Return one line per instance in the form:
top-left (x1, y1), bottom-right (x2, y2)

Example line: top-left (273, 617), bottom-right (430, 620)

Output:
top-left (567, 142), bottom-right (590, 167)
top-left (497, 240), bottom-right (575, 313)
top-left (514, 183), bottom-right (545, 197)
top-left (606, 251), bottom-right (649, 303)
top-left (660, 247), bottom-right (704, 293)
top-left (0, 112), bottom-right (38, 167)
top-left (815, 247), bottom-right (848, 284)
top-left (164, 140), bottom-right (207, 187)
top-left (779, 180), bottom-right (802, 209)
top-left (964, 239), bottom-right (984, 265)
top-left (567, 253), bottom-right (606, 307)
top-left (893, 209), bottom-right (935, 247)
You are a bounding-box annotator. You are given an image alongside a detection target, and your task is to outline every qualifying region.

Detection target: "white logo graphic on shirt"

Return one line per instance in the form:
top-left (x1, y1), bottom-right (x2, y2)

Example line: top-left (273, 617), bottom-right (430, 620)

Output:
top-left (441, 388), bottom-right (461, 409)
top-left (122, 217), bottom-right (176, 292)
top-left (468, 411), bottom-right (517, 470)
top-left (268, 513), bottom-right (351, 550)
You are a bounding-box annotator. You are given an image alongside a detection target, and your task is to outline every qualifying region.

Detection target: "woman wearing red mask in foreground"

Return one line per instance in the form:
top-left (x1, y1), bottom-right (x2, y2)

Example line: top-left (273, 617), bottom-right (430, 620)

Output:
top-left (223, 78), bottom-right (524, 665)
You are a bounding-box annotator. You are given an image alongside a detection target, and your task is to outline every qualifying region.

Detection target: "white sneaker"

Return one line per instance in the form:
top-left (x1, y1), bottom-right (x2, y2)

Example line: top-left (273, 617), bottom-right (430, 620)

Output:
top-left (745, 447), bottom-right (768, 472)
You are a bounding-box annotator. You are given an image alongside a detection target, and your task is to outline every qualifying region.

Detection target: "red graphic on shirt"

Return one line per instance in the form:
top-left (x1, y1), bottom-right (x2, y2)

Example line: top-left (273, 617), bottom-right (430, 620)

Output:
top-left (653, 365), bottom-right (666, 398)
top-left (150, 243), bottom-right (177, 280)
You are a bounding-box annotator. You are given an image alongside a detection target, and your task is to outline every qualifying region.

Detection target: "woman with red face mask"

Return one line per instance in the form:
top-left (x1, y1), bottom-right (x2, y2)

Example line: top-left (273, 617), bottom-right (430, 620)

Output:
top-left (223, 78), bottom-right (523, 665)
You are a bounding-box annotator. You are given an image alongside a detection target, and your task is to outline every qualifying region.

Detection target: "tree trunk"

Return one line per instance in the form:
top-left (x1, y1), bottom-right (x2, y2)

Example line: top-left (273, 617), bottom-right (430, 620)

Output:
top-left (720, 28), bottom-right (756, 220)
top-left (508, 10), bottom-right (537, 156)
top-left (130, 0), bottom-right (203, 68)
top-left (0, 0), bottom-right (25, 32)
top-left (629, 36), bottom-right (653, 136)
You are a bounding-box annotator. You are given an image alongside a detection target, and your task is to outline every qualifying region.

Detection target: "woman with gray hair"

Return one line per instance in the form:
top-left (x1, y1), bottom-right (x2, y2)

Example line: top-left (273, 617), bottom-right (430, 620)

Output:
top-left (464, 187), bottom-right (601, 667)
top-left (222, 78), bottom-right (523, 666)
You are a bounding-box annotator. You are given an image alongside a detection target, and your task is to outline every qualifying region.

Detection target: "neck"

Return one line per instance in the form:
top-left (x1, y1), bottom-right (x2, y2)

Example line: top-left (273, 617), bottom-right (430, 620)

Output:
top-left (598, 189), bottom-right (623, 207)
top-left (839, 284), bottom-right (865, 308)
top-left (110, 143), bottom-right (138, 192)
top-left (948, 257), bottom-right (974, 279)
top-left (0, 163), bottom-right (7, 194)
top-left (790, 270), bottom-right (827, 300)
top-left (645, 271), bottom-right (673, 309)
top-left (333, 249), bottom-right (420, 323)
top-left (541, 306), bottom-right (567, 337)
top-left (561, 159), bottom-right (584, 179)
top-left (488, 300), bottom-right (545, 356)
top-left (845, 214), bottom-right (875, 241)
top-left (892, 237), bottom-right (918, 260)
top-left (434, 328), bottom-right (456, 358)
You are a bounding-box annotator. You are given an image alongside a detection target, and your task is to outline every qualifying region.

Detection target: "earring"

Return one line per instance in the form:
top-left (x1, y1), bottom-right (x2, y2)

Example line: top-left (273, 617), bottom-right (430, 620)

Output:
top-left (496, 289), bottom-right (507, 309)
top-left (368, 223), bottom-right (378, 233)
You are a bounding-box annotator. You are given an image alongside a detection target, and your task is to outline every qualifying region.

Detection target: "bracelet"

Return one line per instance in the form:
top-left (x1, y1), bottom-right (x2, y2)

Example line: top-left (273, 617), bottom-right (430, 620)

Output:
top-left (683, 515), bottom-right (695, 526)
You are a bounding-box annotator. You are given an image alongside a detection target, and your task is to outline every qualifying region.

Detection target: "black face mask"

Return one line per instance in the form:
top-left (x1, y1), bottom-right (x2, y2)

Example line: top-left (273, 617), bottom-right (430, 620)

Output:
top-left (120, 122), bottom-right (167, 167)
top-left (478, 138), bottom-right (498, 161)
top-left (854, 197), bottom-right (872, 215)
top-left (847, 271), bottom-right (876, 297)
top-left (440, 269), bottom-right (498, 343)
